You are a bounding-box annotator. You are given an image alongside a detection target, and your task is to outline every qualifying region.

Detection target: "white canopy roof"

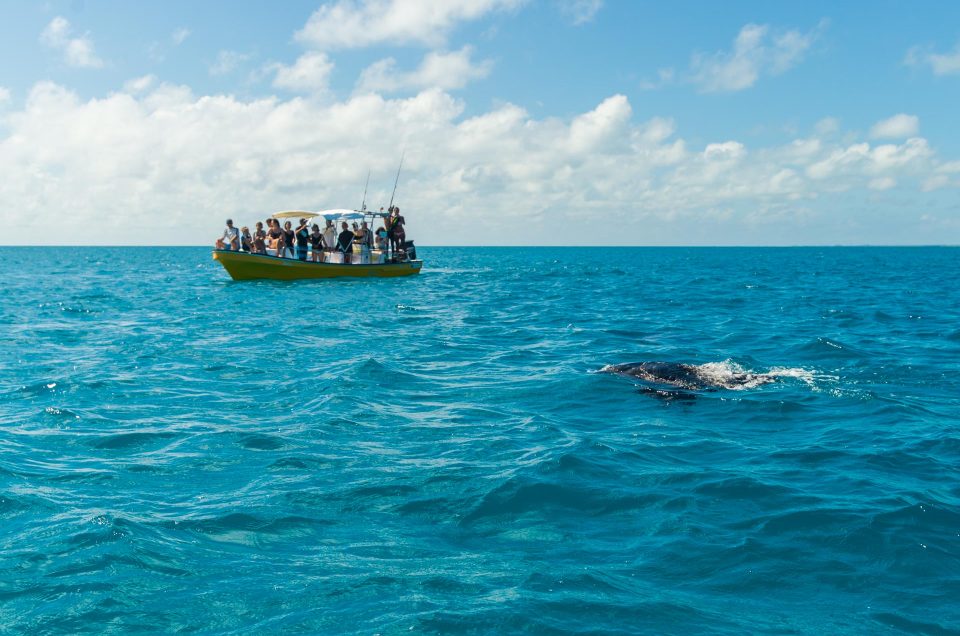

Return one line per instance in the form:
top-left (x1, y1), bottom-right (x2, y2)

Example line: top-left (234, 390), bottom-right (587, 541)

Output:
top-left (271, 208), bottom-right (390, 222)
top-left (272, 210), bottom-right (319, 219)
top-left (318, 209), bottom-right (363, 221)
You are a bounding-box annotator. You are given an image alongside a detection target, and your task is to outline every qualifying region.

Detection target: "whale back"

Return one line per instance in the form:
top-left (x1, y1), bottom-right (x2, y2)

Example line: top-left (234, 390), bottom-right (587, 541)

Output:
top-left (601, 361), bottom-right (778, 392)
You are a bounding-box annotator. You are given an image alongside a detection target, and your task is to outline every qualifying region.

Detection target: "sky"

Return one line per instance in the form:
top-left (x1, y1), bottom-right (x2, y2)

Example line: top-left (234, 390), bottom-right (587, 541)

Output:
top-left (1, 0), bottom-right (959, 246)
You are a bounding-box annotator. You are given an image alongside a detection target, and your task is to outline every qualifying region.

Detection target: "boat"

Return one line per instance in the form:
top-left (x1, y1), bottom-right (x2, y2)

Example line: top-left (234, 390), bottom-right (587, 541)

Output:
top-left (213, 208), bottom-right (422, 281)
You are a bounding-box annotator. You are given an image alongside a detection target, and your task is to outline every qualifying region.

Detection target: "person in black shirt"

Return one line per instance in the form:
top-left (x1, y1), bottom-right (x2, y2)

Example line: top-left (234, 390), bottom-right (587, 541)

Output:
top-left (337, 222), bottom-right (355, 264)
top-left (267, 219), bottom-right (283, 256)
top-left (386, 207), bottom-right (406, 259)
top-left (282, 221), bottom-right (296, 259)
top-left (309, 223), bottom-right (323, 261)
top-left (295, 218), bottom-right (310, 261)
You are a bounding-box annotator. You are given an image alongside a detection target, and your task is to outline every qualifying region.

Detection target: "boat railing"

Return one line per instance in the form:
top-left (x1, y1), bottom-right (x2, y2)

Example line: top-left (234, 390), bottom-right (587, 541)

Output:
top-left (251, 245), bottom-right (414, 264)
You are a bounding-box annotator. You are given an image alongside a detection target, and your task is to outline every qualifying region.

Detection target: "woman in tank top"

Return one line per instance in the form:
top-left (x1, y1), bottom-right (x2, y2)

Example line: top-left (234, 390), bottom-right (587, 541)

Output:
top-left (267, 220), bottom-right (283, 255)
top-left (282, 221), bottom-right (296, 259)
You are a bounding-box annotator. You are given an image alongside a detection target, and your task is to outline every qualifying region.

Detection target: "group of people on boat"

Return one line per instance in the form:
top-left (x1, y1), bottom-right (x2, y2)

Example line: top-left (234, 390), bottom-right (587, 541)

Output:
top-left (215, 207), bottom-right (408, 264)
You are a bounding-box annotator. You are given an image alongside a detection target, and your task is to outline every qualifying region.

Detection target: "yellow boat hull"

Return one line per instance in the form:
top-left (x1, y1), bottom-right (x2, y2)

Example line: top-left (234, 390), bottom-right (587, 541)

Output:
top-left (212, 250), bottom-right (422, 280)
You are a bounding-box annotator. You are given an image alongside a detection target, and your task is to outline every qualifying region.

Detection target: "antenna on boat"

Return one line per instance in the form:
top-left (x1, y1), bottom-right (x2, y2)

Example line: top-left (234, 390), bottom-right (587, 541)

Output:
top-left (388, 151), bottom-right (405, 212)
top-left (359, 170), bottom-right (370, 212)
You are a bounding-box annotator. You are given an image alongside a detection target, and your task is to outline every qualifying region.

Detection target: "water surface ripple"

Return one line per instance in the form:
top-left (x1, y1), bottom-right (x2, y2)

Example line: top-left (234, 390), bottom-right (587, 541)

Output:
top-left (1, 247), bottom-right (958, 634)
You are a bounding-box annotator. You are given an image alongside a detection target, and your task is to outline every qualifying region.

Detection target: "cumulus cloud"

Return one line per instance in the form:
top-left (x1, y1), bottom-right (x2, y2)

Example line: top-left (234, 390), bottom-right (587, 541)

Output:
top-left (210, 50), bottom-right (252, 76)
top-left (870, 113), bottom-right (919, 139)
top-left (805, 138), bottom-right (932, 182)
top-left (39, 16), bottom-right (104, 69)
top-left (1, 79), bottom-right (956, 246)
top-left (296, 0), bottom-right (525, 49)
top-left (356, 46), bottom-right (492, 93)
top-left (691, 22), bottom-right (822, 92)
top-left (568, 94), bottom-right (631, 153)
top-left (905, 42), bottom-right (960, 75)
top-left (0, 87), bottom-right (10, 104)
top-left (559, 0), bottom-right (603, 25)
top-left (272, 52), bottom-right (335, 93)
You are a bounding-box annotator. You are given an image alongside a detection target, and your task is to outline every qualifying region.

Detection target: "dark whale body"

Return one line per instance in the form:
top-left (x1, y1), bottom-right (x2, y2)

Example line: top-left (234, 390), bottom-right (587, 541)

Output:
top-left (601, 361), bottom-right (778, 395)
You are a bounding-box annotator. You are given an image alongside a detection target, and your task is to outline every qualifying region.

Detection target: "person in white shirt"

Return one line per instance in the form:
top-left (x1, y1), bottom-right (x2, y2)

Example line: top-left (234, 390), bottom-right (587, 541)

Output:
top-left (220, 219), bottom-right (239, 250)
top-left (322, 220), bottom-right (337, 258)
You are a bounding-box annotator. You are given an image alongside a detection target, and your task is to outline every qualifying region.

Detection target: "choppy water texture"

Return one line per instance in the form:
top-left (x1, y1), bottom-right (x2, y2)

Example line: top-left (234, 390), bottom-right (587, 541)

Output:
top-left (1, 246), bottom-right (959, 635)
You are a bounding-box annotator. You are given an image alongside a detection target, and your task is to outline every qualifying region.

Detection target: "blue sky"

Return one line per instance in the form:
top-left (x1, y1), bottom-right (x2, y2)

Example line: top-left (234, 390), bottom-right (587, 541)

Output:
top-left (1, 0), bottom-right (959, 245)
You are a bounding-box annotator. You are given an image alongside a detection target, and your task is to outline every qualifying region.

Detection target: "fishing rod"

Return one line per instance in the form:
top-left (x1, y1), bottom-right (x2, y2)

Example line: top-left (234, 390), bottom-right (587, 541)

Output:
top-left (387, 151), bottom-right (405, 212)
top-left (359, 170), bottom-right (370, 212)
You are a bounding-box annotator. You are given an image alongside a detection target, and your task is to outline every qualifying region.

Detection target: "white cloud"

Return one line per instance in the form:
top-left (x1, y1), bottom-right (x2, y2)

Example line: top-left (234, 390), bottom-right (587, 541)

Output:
top-left (568, 94), bottom-right (631, 153)
top-left (123, 75), bottom-right (157, 94)
top-left (356, 46), bottom-right (492, 93)
top-left (0, 87), bottom-right (10, 104)
top-left (296, 0), bottom-right (525, 49)
top-left (172, 27), bottom-right (191, 45)
top-left (703, 141), bottom-right (745, 161)
top-left (40, 16), bottom-right (104, 69)
top-left (870, 113), bottom-right (919, 139)
top-left (905, 42), bottom-right (960, 75)
top-left (691, 22), bottom-right (821, 92)
top-left (0, 81), bottom-right (957, 246)
top-left (806, 138), bottom-right (931, 181)
top-left (272, 52), bottom-right (335, 93)
top-left (559, 0), bottom-right (603, 25)
top-left (210, 50), bottom-right (251, 76)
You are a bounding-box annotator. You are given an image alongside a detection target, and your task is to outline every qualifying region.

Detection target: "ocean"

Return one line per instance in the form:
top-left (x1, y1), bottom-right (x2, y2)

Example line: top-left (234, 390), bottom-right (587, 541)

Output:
top-left (1, 246), bottom-right (958, 634)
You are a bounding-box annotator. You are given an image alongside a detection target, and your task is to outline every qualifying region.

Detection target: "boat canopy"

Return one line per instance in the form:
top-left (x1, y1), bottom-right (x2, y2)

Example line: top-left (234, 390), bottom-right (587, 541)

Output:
top-left (272, 210), bottom-right (319, 219)
top-left (318, 208), bottom-right (363, 221)
top-left (318, 209), bottom-right (391, 221)
top-left (271, 209), bottom-right (391, 222)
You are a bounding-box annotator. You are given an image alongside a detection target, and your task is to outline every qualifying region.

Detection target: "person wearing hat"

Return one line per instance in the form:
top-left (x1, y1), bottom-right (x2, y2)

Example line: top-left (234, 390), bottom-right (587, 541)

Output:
top-left (295, 218), bottom-right (310, 261)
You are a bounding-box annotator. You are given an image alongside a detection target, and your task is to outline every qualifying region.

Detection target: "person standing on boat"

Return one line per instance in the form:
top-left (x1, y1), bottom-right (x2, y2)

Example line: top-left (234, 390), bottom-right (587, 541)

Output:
top-left (295, 218), bottom-right (310, 261)
top-left (322, 219), bottom-right (337, 259)
top-left (309, 224), bottom-right (323, 262)
top-left (267, 219), bottom-right (283, 256)
top-left (282, 221), bottom-right (296, 259)
top-left (351, 222), bottom-right (366, 262)
top-left (375, 225), bottom-right (388, 251)
top-left (386, 207), bottom-right (405, 259)
top-left (219, 219), bottom-right (240, 251)
top-left (337, 221), bottom-right (355, 264)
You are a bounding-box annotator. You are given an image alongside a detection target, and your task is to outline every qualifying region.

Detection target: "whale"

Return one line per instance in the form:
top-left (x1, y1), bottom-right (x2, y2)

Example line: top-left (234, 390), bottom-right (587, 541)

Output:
top-left (600, 361), bottom-right (779, 394)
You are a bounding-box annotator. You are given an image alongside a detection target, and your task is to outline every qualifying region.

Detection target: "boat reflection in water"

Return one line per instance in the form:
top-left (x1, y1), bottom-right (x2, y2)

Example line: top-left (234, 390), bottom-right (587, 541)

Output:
top-left (213, 208), bottom-right (422, 281)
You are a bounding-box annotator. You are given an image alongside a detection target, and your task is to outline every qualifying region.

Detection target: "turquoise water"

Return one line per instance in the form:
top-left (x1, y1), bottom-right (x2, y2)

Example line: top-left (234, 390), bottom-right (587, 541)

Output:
top-left (1, 246), bottom-right (958, 634)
